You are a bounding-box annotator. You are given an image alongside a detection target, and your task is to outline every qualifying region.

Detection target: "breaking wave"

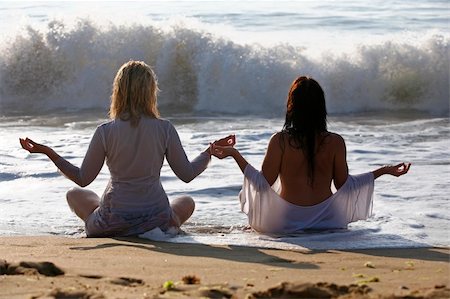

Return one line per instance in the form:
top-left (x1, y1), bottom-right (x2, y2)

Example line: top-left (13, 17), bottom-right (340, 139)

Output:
top-left (0, 19), bottom-right (448, 116)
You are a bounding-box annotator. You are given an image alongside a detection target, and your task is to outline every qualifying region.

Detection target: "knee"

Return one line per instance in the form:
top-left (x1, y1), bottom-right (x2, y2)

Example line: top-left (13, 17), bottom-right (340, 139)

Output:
top-left (177, 196), bottom-right (195, 214)
top-left (66, 187), bottom-right (83, 205)
top-left (181, 196), bottom-right (195, 222)
top-left (186, 196), bottom-right (195, 213)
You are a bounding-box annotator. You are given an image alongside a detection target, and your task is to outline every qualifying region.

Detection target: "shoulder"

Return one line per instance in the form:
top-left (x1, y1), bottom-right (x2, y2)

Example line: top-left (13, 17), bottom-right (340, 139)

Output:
top-left (139, 116), bottom-right (175, 130)
top-left (323, 132), bottom-right (346, 146)
top-left (147, 117), bottom-right (179, 139)
top-left (90, 120), bottom-right (115, 146)
top-left (322, 132), bottom-right (346, 158)
top-left (159, 118), bottom-right (173, 126)
top-left (271, 131), bottom-right (294, 146)
top-left (98, 119), bottom-right (114, 127)
top-left (270, 132), bottom-right (283, 142)
top-left (95, 119), bottom-right (114, 133)
top-left (149, 117), bottom-right (172, 127)
top-left (157, 118), bottom-right (176, 132)
top-left (268, 132), bottom-right (286, 147)
top-left (266, 132), bottom-right (286, 154)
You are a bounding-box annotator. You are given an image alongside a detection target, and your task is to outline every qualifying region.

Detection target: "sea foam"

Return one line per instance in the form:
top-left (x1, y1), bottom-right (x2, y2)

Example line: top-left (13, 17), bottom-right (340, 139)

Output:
top-left (0, 19), bottom-right (448, 116)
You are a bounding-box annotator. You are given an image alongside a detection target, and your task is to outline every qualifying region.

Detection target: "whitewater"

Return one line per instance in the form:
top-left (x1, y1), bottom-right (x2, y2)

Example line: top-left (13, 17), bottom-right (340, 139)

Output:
top-left (0, 1), bottom-right (448, 250)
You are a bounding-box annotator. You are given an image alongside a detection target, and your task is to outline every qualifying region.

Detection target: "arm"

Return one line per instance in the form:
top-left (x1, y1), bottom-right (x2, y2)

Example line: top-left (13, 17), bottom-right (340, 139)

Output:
top-left (372, 163), bottom-right (411, 179)
top-left (333, 134), bottom-right (349, 189)
top-left (19, 137), bottom-right (63, 164)
top-left (211, 133), bottom-right (281, 185)
top-left (19, 127), bottom-right (105, 187)
top-left (210, 144), bottom-right (248, 173)
top-left (165, 125), bottom-right (212, 183)
top-left (260, 133), bottom-right (283, 185)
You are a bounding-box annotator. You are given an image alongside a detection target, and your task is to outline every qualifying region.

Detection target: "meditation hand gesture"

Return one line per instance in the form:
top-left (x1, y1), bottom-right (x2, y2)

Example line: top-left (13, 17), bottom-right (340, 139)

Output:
top-left (373, 162), bottom-right (411, 179)
top-left (19, 138), bottom-right (48, 154)
top-left (213, 135), bottom-right (236, 147)
top-left (208, 135), bottom-right (236, 157)
top-left (383, 163), bottom-right (411, 177)
top-left (203, 135), bottom-right (235, 156)
top-left (206, 134), bottom-right (236, 159)
top-left (210, 143), bottom-right (237, 159)
top-left (209, 135), bottom-right (248, 172)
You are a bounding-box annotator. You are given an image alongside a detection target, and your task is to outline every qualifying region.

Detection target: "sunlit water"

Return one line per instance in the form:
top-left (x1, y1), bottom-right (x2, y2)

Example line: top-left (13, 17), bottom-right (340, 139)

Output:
top-left (1, 114), bottom-right (449, 250)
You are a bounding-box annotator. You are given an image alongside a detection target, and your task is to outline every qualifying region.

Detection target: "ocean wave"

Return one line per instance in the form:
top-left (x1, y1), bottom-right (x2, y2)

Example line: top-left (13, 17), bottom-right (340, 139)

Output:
top-left (0, 19), bottom-right (448, 116)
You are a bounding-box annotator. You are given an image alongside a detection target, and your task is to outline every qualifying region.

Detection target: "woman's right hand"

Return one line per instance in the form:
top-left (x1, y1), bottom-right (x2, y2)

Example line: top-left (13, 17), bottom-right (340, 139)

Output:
top-left (213, 134), bottom-right (236, 147)
top-left (19, 138), bottom-right (48, 154)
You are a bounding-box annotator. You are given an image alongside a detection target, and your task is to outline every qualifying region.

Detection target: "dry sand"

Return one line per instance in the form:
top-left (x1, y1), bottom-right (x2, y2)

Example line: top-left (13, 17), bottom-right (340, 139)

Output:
top-left (0, 236), bottom-right (448, 298)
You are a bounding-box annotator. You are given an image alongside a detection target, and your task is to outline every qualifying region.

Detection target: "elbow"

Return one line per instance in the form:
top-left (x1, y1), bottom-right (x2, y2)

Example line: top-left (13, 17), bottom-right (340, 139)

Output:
top-left (262, 170), bottom-right (277, 187)
top-left (180, 176), bottom-right (195, 183)
top-left (265, 176), bottom-right (277, 187)
top-left (71, 170), bottom-right (92, 187)
top-left (334, 178), bottom-right (346, 190)
top-left (335, 182), bottom-right (344, 190)
top-left (176, 169), bottom-right (198, 183)
top-left (77, 179), bottom-right (91, 188)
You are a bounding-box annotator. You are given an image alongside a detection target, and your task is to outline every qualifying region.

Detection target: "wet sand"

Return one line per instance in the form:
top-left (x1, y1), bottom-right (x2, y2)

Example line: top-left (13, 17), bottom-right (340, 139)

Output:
top-left (0, 236), bottom-right (448, 298)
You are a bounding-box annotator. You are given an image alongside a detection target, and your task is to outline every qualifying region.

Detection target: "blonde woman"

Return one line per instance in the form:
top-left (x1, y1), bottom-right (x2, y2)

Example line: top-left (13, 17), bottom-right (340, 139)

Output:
top-left (20, 60), bottom-right (233, 237)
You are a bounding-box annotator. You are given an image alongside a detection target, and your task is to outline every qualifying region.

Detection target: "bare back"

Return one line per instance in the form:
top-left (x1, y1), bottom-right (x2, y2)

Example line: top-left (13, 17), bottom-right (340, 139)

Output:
top-left (261, 131), bottom-right (349, 206)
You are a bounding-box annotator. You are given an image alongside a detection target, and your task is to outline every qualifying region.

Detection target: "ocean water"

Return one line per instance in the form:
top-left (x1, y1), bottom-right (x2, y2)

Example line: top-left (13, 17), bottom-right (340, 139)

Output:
top-left (0, 1), bottom-right (449, 250)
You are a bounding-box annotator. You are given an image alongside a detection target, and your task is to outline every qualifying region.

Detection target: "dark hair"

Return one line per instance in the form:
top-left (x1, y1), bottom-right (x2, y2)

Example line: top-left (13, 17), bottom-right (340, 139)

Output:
top-left (282, 76), bottom-right (328, 185)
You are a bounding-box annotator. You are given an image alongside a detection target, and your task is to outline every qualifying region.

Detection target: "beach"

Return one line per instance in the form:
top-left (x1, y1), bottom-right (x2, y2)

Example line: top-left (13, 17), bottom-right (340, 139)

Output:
top-left (0, 236), bottom-right (448, 298)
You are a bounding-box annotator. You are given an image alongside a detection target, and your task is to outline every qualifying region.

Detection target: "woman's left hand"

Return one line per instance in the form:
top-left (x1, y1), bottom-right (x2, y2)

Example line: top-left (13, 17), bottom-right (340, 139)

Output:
top-left (210, 143), bottom-right (236, 159)
top-left (384, 162), bottom-right (411, 177)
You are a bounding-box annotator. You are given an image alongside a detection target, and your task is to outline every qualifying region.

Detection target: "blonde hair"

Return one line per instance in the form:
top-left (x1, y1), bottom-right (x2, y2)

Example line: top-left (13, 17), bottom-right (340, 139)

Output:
top-left (109, 60), bottom-right (160, 126)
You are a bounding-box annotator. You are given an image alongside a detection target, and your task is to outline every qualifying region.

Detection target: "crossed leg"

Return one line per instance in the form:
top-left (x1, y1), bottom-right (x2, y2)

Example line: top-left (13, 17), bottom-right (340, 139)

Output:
top-left (170, 195), bottom-right (195, 227)
top-left (67, 188), bottom-right (194, 228)
top-left (66, 187), bottom-right (100, 222)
